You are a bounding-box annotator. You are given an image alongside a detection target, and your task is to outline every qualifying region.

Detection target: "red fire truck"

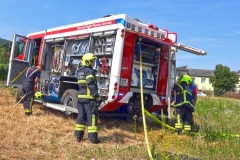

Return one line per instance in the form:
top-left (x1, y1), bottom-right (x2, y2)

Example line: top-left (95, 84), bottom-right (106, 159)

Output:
top-left (6, 14), bottom-right (206, 119)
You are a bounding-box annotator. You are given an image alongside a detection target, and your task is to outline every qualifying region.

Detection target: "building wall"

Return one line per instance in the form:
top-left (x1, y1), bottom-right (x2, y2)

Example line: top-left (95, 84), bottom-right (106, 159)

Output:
top-left (235, 76), bottom-right (240, 93)
top-left (192, 76), bottom-right (213, 91)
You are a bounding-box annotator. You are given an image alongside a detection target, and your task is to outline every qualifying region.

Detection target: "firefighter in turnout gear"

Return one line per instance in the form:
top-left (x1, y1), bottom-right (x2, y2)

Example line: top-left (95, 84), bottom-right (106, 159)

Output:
top-left (22, 64), bottom-right (45, 115)
top-left (75, 53), bottom-right (102, 144)
top-left (173, 75), bottom-right (194, 134)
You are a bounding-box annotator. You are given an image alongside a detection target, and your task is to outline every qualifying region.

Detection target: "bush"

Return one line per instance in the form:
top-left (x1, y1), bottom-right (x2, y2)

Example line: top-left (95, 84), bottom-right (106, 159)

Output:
top-left (213, 87), bottom-right (225, 97)
top-left (0, 64), bottom-right (8, 81)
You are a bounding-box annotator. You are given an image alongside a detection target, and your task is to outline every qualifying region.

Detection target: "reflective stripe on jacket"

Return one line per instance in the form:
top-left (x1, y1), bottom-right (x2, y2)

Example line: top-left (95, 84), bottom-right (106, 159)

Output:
top-left (173, 83), bottom-right (194, 111)
top-left (77, 66), bottom-right (98, 99)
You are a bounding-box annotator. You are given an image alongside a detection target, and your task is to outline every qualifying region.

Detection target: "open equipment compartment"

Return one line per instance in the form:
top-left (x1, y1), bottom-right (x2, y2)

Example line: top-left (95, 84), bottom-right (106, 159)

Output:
top-left (131, 37), bottom-right (161, 92)
top-left (88, 31), bottom-right (117, 97)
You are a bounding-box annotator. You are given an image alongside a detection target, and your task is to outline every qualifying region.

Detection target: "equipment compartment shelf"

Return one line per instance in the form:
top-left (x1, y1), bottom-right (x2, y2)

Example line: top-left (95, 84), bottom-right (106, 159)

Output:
top-left (94, 53), bottom-right (113, 56)
top-left (133, 60), bottom-right (158, 67)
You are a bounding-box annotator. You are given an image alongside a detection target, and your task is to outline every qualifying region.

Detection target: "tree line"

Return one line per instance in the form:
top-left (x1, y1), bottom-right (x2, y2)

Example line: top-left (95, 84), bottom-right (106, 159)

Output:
top-left (0, 41), bottom-right (10, 81)
top-left (0, 38), bottom-right (10, 47)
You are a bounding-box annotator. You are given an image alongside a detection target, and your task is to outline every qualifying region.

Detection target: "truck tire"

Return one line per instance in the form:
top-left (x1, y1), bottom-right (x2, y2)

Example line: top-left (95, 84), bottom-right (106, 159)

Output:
top-left (16, 87), bottom-right (23, 103)
top-left (61, 89), bottom-right (78, 116)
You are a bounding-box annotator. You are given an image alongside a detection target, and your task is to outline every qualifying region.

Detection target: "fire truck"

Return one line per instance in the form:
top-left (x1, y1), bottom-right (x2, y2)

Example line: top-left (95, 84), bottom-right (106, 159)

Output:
top-left (6, 14), bottom-right (206, 119)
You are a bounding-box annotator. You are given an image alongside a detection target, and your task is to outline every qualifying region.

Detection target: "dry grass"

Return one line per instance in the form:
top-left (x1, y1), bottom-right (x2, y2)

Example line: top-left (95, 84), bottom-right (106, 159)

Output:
top-left (0, 87), bottom-right (196, 160)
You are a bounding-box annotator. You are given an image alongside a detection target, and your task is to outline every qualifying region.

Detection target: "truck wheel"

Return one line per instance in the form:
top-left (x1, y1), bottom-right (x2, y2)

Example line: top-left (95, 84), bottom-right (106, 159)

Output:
top-left (61, 89), bottom-right (78, 116)
top-left (16, 87), bottom-right (23, 103)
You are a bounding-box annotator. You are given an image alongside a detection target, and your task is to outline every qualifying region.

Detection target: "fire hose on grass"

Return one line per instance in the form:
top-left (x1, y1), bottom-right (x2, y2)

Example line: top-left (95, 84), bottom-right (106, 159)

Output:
top-left (145, 109), bottom-right (240, 138)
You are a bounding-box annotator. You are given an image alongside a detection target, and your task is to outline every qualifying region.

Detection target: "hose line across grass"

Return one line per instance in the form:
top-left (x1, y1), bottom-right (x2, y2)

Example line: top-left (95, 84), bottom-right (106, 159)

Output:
top-left (144, 108), bottom-right (240, 138)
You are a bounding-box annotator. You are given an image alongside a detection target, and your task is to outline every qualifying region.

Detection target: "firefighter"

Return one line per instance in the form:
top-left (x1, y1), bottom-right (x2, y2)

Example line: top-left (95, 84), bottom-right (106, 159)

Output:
top-left (75, 53), bottom-right (102, 144)
top-left (189, 78), bottom-right (198, 126)
top-left (173, 75), bottom-right (194, 134)
top-left (189, 78), bottom-right (198, 106)
top-left (22, 64), bottom-right (45, 116)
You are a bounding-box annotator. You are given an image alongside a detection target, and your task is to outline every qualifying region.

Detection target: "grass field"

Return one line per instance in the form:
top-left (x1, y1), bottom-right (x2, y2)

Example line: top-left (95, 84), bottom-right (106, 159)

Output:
top-left (0, 85), bottom-right (239, 160)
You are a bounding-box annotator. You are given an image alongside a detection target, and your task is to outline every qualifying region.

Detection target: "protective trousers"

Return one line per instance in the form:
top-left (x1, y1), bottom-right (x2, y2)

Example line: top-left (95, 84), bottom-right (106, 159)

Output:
top-left (75, 100), bottom-right (98, 140)
top-left (175, 106), bottom-right (193, 132)
top-left (22, 79), bottom-right (34, 115)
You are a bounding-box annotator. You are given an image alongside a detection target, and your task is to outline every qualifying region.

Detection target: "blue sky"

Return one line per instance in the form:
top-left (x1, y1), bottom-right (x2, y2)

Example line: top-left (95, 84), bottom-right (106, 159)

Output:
top-left (1, 0), bottom-right (240, 71)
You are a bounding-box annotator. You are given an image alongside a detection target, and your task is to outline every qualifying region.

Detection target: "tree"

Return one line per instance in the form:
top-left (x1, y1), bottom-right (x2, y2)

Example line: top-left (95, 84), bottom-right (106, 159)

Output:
top-left (0, 43), bottom-right (9, 64)
top-left (210, 64), bottom-right (239, 96)
top-left (0, 64), bottom-right (8, 81)
top-left (0, 42), bottom-right (10, 81)
top-left (0, 38), bottom-right (10, 47)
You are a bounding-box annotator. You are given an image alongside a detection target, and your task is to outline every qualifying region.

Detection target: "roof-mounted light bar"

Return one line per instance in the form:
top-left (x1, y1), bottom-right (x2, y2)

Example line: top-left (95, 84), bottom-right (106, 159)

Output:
top-left (177, 43), bottom-right (207, 56)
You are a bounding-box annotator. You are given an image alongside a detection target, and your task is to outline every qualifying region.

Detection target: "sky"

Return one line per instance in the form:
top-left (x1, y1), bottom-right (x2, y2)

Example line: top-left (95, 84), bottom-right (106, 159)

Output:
top-left (0, 0), bottom-right (240, 71)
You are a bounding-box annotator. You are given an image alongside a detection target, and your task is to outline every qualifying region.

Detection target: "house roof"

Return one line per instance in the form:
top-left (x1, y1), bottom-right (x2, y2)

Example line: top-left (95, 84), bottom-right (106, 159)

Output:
top-left (188, 69), bottom-right (214, 77)
top-left (176, 65), bottom-right (188, 71)
top-left (177, 66), bottom-right (214, 77)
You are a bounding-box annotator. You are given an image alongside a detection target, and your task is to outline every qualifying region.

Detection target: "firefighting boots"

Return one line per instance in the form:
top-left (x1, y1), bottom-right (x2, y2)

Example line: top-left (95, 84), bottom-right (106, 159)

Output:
top-left (89, 139), bottom-right (100, 144)
top-left (75, 128), bottom-right (84, 142)
top-left (175, 114), bottom-right (183, 134)
top-left (183, 124), bottom-right (191, 135)
top-left (25, 112), bottom-right (32, 116)
top-left (76, 136), bottom-right (83, 142)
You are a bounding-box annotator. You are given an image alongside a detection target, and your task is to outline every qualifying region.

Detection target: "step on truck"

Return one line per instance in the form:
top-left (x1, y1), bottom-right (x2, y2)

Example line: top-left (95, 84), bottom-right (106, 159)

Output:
top-left (6, 14), bottom-right (207, 119)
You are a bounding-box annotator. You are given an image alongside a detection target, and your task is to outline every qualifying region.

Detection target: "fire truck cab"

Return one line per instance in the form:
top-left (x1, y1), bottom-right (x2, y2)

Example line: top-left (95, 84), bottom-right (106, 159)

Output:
top-left (6, 14), bottom-right (207, 119)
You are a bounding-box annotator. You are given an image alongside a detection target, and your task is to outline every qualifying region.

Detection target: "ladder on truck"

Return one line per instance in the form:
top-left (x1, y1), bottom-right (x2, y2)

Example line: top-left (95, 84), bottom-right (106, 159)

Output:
top-left (166, 47), bottom-right (177, 119)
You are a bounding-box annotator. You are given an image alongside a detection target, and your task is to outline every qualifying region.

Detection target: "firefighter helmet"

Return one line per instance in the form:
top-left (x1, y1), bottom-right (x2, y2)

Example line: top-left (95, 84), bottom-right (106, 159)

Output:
top-left (82, 53), bottom-right (96, 66)
top-left (181, 75), bottom-right (192, 85)
top-left (35, 92), bottom-right (42, 99)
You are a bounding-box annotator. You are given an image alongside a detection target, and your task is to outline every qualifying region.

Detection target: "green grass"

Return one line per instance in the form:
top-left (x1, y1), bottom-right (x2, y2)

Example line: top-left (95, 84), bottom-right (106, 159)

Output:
top-left (189, 97), bottom-right (240, 159)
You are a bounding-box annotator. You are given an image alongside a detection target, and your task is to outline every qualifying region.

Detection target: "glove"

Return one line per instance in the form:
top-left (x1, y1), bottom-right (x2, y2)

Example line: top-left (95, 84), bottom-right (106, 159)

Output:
top-left (95, 96), bottom-right (102, 104)
top-left (92, 96), bottom-right (102, 114)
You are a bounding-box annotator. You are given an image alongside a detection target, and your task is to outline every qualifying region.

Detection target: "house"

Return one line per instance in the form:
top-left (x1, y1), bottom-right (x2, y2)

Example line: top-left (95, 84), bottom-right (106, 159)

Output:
top-left (176, 66), bottom-right (214, 91)
top-left (235, 70), bottom-right (240, 93)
